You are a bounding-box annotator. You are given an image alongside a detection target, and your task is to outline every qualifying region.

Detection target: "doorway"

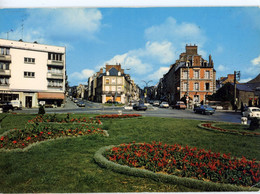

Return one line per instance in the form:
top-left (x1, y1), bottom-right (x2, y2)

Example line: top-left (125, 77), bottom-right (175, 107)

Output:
top-left (26, 96), bottom-right (32, 108)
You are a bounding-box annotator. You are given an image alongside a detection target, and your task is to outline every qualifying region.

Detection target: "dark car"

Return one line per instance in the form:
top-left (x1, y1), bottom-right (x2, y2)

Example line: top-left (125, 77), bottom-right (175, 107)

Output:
top-left (173, 101), bottom-right (187, 109)
top-left (0, 102), bottom-right (14, 113)
top-left (133, 103), bottom-right (147, 111)
top-left (194, 105), bottom-right (215, 115)
top-left (77, 101), bottom-right (85, 107)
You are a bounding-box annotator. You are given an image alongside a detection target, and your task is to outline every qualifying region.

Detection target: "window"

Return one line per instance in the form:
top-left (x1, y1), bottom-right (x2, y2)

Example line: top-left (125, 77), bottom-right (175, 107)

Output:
top-left (194, 82), bottom-right (199, 91)
top-left (183, 70), bottom-right (188, 79)
top-left (105, 78), bottom-right (110, 84)
top-left (111, 78), bottom-right (116, 84)
top-left (118, 78), bottom-right (122, 84)
top-left (105, 86), bottom-right (110, 91)
top-left (24, 71), bottom-right (35, 78)
top-left (194, 95), bottom-right (199, 103)
top-left (48, 80), bottom-right (63, 87)
top-left (24, 57), bottom-right (35, 64)
top-left (0, 77), bottom-right (9, 85)
top-left (48, 53), bottom-right (63, 61)
top-left (0, 62), bottom-right (8, 70)
top-left (0, 47), bottom-right (10, 55)
top-left (48, 67), bottom-right (62, 74)
top-left (183, 82), bottom-right (188, 91)
top-left (194, 70), bottom-right (199, 79)
top-left (205, 83), bottom-right (210, 90)
top-left (118, 86), bottom-right (122, 91)
top-left (205, 70), bottom-right (210, 79)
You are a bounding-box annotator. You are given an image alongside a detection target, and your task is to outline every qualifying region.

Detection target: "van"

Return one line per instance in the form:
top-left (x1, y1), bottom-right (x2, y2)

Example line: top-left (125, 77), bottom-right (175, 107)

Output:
top-left (10, 100), bottom-right (22, 110)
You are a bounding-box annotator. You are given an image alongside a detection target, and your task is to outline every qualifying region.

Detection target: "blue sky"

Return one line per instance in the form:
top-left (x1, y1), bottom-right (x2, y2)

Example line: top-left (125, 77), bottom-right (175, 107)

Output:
top-left (0, 7), bottom-right (260, 88)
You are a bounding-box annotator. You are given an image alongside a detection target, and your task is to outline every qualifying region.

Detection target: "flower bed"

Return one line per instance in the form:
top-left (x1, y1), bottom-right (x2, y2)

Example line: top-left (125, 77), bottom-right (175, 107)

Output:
top-left (104, 142), bottom-right (260, 188)
top-left (0, 124), bottom-right (105, 150)
top-left (96, 114), bottom-right (142, 119)
top-left (28, 114), bottom-right (102, 125)
top-left (199, 122), bottom-right (260, 136)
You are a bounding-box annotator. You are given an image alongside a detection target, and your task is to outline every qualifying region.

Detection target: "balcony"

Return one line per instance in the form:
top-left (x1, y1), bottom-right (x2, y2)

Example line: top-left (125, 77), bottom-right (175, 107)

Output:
top-left (47, 72), bottom-right (63, 80)
top-left (47, 60), bottom-right (64, 67)
top-left (0, 55), bottom-right (11, 61)
top-left (0, 69), bottom-right (11, 76)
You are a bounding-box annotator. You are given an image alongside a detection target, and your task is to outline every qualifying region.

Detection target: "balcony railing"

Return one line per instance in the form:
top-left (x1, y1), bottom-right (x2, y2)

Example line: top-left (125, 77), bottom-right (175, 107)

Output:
top-left (0, 69), bottom-right (11, 76)
top-left (0, 55), bottom-right (11, 61)
top-left (47, 72), bottom-right (63, 79)
top-left (47, 60), bottom-right (64, 66)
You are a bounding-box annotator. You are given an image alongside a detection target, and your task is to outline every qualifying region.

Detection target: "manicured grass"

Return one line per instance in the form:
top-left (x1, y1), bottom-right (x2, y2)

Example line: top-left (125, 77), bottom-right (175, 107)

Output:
top-left (0, 113), bottom-right (259, 192)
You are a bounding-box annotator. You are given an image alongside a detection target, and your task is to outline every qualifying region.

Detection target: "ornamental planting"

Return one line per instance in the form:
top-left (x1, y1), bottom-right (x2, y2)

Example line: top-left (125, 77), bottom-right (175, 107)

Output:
top-left (104, 141), bottom-right (260, 187)
top-left (96, 114), bottom-right (142, 119)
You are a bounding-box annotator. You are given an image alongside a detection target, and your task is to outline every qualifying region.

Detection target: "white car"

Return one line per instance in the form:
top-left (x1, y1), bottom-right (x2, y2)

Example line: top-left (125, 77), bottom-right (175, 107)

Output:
top-left (243, 107), bottom-right (260, 119)
top-left (159, 101), bottom-right (169, 108)
top-left (153, 101), bottom-right (160, 106)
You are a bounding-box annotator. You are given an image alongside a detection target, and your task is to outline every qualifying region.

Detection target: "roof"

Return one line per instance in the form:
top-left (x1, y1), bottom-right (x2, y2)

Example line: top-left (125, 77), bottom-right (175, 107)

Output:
top-left (235, 84), bottom-right (254, 92)
top-left (247, 73), bottom-right (260, 84)
top-left (109, 67), bottom-right (119, 76)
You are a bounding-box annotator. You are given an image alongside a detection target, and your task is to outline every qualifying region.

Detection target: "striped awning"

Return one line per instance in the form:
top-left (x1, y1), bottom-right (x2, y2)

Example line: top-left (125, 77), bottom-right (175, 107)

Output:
top-left (38, 92), bottom-right (65, 100)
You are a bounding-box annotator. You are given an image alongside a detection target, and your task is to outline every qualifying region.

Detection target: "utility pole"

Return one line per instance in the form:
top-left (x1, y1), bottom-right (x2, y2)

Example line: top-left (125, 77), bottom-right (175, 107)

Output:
top-left (233, 71), bottom-right (240, 111)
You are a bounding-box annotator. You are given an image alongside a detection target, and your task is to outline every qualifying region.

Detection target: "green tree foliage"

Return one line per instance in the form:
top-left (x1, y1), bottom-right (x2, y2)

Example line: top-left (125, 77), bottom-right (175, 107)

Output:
top-left (207, 83), bottom-right (234, 102)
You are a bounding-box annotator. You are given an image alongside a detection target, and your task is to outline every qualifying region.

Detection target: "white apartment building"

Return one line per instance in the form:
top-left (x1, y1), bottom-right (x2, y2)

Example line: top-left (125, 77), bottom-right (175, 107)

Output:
top-left (0, 39), bottom-right (66, 108)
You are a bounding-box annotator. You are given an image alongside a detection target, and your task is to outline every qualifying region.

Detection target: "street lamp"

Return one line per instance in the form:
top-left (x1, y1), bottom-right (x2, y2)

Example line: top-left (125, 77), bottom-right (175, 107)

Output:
top-left (142, 80), bottom-right (152, 102)
top-left (186, 61), bottom-right (190, 108)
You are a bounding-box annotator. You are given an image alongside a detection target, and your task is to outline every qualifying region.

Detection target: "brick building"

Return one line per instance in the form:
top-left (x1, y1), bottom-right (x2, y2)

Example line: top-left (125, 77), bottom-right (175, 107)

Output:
top-left (156, 44), bottom-right (216, 106)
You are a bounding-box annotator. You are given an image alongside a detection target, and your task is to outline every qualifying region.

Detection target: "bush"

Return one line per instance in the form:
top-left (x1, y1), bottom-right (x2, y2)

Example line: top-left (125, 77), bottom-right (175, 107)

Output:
top-left (38, 105), bottom-right (45, 115)
top-left (249, 118), bottom-right (260, 130)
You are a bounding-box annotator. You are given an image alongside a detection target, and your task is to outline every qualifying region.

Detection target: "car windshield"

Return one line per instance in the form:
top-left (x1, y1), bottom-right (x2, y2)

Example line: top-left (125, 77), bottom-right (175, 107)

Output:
top-left (252, 108), bottom-right (260, 112)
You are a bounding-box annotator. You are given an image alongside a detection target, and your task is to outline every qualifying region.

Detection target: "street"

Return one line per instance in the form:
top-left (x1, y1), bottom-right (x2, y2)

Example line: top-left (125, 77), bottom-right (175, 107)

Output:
top-left (14, 98), bottom-right (244, 124)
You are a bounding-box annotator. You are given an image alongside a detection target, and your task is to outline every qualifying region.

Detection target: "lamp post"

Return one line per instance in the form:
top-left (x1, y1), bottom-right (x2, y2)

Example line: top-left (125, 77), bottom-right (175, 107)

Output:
top-left (186, 61), bottom-right (190, 109)
top-left (233, 71), bottom-right (240, 111)
top-left (142, 80), bottom-right (152, 102)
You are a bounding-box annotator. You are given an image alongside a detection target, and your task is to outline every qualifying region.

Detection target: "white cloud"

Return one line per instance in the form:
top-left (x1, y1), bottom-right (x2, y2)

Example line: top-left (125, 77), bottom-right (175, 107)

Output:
top-left (145, 17), bottom-right (207, 47)
top-left (2, 8), bottom-right (102, 44)
top-left (147, 67), bottom-right (170, 80)
top-left (239, 78), bottom-right (252, 83)
top-left (251, 55), bottom-right (260, 65)
top-left (216, 64), bottom-right (229, 72)
top-left (70, 69), bottom-right (95, 80)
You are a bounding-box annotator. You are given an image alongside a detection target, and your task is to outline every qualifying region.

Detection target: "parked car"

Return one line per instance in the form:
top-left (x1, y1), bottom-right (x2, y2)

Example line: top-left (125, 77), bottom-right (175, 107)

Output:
top-left (173, 101), bottom-right (187, 109)
top-left (10, 100), bottom-right (22, 110)
top-left (153, 101), bottom-right (160, 106)
top-left (159, 101), bottom-right (169, 108)
top-left (0, 102), bottom-right (14, 113)
top-left (193, 105), bottom-right (215, 115)
top-left (133, 103), bottom-right (147, 111)
top-left (242, 107), bottom-right (260, 119)
top-left (77, 101), bottom-right (85, 107)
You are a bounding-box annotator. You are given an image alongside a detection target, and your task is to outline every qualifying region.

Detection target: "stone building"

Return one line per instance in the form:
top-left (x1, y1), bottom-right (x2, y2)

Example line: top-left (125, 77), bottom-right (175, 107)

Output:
top-left (88, 64), bottom-right (139, 104)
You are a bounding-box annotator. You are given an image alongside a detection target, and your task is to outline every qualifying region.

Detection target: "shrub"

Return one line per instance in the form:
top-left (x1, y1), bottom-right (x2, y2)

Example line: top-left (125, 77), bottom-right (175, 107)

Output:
top-left (38, 105), bottom-right (45, 115)
top-left (249, 118), bottom-right (260, 130)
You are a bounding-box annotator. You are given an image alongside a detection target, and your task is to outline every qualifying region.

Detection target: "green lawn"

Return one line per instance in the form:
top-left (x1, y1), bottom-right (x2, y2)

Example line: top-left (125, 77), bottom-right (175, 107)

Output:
top-left (0, 113), bottom-right (259, 192)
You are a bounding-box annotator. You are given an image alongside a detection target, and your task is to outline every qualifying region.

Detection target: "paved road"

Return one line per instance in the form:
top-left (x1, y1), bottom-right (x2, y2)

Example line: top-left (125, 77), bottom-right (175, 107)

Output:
top-left (15, 99), bottom-right (244, 124)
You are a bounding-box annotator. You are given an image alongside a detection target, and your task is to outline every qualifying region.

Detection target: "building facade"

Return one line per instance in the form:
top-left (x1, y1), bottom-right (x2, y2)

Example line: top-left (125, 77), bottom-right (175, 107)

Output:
top-left (88, 64), bottom-right (140, 104)
top-left (0, 39), bottom-right (66, 108)
top-left (155, 45), bottom-right (216, 106)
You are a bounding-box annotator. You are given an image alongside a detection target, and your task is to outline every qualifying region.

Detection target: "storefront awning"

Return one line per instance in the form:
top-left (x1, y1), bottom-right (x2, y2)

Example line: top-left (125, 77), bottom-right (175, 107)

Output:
top-left (38, 92), bottom-right (65, 100)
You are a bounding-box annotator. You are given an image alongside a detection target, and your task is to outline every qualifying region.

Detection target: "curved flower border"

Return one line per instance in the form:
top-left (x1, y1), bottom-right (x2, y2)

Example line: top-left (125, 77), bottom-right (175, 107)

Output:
top-left (198, 122), bottom-right (260, 136)
top-left (96, 114), bottom-right (142, 119)
top-left (94, 145), bottom-right (258, 191)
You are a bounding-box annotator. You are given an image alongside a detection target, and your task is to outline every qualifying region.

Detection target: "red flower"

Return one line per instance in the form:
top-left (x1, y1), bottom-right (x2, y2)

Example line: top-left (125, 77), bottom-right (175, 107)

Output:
top-left (13, 140), bottom-right (17, 144)
top-left (47, 132), bottom-right (51, 135)
top-left (26, 137), bottom-right (31, 141)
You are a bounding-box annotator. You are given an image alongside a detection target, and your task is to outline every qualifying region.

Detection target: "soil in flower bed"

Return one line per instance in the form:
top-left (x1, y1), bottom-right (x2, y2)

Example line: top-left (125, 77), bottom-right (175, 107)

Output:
top-left (96, 114), bottom-right (142, 119)
top-left (104, 142), bottom-right (260, 187)
top-left (201, 123), bottom-right (260, 136)
top-left (0, 124), bottom-right (105, 150)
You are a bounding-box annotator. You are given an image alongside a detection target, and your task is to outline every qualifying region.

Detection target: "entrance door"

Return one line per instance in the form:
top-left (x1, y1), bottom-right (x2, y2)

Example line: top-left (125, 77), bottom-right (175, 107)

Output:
top-left (26, 96), bottom-right (32, 108)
